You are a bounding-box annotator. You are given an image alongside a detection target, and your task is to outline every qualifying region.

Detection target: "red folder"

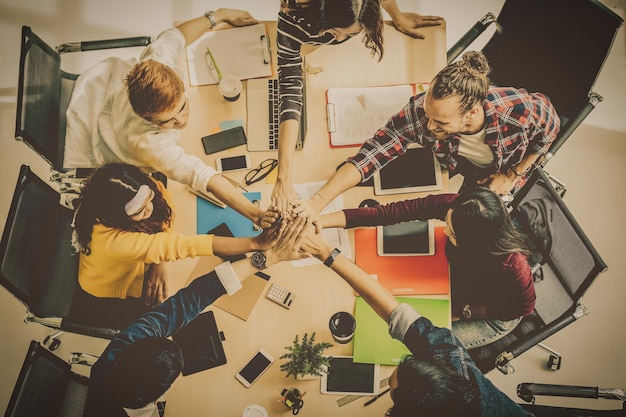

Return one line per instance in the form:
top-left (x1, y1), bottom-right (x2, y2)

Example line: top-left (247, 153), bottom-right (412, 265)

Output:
top-left (354, 226), bottom-right (449, 295)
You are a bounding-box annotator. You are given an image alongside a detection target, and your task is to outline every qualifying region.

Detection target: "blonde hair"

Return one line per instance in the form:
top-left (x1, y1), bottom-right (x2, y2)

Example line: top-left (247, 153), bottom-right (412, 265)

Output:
top-left (430, 51), bottom-right (491, 114)
top-left (124, 60), bottom-right (185, 120)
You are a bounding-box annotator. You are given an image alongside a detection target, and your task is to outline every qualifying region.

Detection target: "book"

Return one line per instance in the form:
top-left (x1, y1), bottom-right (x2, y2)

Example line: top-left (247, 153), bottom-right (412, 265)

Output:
top-left (325, 83), bottom-right (428, 147)
top-left (354, 226), bottom-right (449, 295)
top-left (353, 296), bottom-right (450, 365)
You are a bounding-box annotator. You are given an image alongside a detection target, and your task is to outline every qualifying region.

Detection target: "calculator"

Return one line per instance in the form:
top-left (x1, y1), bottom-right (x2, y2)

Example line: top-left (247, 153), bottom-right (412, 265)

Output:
top-left (265, 283), bottom-right (295, 309)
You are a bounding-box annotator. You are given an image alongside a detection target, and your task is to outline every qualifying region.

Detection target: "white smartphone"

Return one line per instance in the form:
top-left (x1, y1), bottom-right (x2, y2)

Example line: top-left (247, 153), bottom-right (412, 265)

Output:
top-left (215, 154), bottom-right (251, 172)
top-left (235, 348), bottom-right (274, 388)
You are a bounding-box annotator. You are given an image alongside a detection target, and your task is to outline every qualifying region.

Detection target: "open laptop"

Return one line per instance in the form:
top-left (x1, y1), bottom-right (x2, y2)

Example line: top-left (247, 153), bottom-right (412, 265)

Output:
top-left (246, 77), bottom-right (307, 151)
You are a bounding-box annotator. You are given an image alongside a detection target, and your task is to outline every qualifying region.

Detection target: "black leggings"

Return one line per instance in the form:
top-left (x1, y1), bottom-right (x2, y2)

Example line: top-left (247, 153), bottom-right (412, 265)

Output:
top-left (67, 285), bottom-right (152, 331)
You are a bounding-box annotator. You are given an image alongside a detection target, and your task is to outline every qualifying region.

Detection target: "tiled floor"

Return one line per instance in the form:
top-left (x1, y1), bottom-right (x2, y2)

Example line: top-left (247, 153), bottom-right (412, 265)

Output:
top-left (1, 0), bottom-right (625, 412)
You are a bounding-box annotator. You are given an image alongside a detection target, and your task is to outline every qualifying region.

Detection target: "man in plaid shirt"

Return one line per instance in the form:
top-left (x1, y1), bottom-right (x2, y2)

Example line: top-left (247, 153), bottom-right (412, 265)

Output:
top-left (302, 51), bottom-right (559, 228)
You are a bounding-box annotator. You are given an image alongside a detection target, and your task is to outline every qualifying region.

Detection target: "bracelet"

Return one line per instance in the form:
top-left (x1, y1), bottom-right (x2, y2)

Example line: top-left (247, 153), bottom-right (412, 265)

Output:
top-left (324, 248), bottom-right (341, 267)
top-left (509, 166), bottom-right (524, 178)
top-left (204, 10), bottom-right (217, 28)
top-left (314, 191), bottom-right (328, 206)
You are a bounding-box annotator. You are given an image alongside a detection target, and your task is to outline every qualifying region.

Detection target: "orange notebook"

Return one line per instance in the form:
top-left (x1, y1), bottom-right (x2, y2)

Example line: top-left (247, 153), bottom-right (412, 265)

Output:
top-left (354, 226), bottom-right (449, 295)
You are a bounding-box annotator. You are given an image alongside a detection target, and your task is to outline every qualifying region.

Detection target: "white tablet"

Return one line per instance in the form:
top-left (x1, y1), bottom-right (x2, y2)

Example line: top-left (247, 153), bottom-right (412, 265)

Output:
top-left (320, 356), bottom-right (380, 396)
top-left (377, 220), bottom-right (434, 256)
top-left (373, 145), bottom-right (443, 196)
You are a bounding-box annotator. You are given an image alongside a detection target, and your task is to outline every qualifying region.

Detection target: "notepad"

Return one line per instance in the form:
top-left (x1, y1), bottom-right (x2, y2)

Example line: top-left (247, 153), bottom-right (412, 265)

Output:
top-left (173, 311), bottom-right (227, 375)
top-left (354, 227), bottom-right (449, 295)
top-left (185, 23), bottom-right (272, 86)
top-left (353, 296), bottom-right (450, 365)
top-left (325, 83), bottom-right (427, 147)
top-left (196, 192), bottom-right (261, 237)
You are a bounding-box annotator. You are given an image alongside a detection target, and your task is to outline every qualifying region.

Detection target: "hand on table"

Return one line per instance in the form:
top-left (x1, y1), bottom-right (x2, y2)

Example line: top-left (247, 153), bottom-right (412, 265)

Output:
top-left (143, 263), bottom-right (168, 307)
top-left (392, 12), bottom-right (444, 39)
top-left (215, 9), bottom-right (258, 27)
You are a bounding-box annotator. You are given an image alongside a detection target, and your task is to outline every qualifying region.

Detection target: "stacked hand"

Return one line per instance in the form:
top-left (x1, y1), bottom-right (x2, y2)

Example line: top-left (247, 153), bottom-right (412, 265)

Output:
top-left (265, 216), bottom-right (312, 265)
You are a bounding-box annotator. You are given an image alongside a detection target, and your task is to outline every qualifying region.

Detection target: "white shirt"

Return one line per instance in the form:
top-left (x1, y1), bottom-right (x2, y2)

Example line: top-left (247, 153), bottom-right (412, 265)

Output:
top-left (64, 28), bottom-right (217, 192)
top-left (457, 125), bottom-right (493, 168)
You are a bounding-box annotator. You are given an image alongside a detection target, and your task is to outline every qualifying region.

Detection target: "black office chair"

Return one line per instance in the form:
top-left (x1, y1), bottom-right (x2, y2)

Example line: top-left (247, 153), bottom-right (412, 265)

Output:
top-left (467, 167), bottom-right (608, 374)
top-left (0, 165), bottom-right (118, 350)
top-left (4, 340), bottom-right (89, 417)
top-left (447, 0), bottom-right (623, 180)
top-left (15, 25), bottom-right (154, 205)
top-left (517, 382), bottom-right (626, 416)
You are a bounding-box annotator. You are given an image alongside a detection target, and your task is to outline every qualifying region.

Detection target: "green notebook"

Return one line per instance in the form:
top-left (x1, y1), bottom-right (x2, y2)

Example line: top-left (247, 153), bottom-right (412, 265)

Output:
top-left (353, 296), bottom-right (450, 365)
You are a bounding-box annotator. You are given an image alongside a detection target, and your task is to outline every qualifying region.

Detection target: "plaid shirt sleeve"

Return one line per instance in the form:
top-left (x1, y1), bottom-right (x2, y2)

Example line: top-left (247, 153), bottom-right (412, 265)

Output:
top-left (348, 95), bottom-right (427, 181)
top-left (526, 92), bottom-right (560, 155)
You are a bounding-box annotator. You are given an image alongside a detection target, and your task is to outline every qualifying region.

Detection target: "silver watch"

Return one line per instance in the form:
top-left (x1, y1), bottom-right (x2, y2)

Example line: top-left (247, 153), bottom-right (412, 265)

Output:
top-left (204, 10), bottom-right (217, 28)
top-left (251, 251), bottom-right (267, 270)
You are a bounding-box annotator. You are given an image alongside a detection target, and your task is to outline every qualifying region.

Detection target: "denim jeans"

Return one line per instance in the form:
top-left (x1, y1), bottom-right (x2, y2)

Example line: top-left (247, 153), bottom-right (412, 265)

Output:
top-left (452, 317), bottom-right (522, 350)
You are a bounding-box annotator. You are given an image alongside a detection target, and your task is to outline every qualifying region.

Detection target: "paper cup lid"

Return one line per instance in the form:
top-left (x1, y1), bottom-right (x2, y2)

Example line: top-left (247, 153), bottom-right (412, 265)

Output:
top-left (242, 404), bottom-right (268, 417)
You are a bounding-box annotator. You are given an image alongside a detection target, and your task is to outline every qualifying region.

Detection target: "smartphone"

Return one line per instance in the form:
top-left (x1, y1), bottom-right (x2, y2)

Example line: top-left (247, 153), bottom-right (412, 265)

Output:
top-left (201, 126), bottom-right (247, 155)
top-left (215, 154), bottom-right (251, 172)
top-left (235, 348), bottom-right (274, 388)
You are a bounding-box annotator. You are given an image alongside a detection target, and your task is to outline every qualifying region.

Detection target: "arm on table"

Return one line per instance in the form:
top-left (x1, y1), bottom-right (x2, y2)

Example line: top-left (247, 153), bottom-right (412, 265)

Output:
top-left (382, 0), bottom-right (444, 39)
top-left (176, 8), bottom-right (258, 45)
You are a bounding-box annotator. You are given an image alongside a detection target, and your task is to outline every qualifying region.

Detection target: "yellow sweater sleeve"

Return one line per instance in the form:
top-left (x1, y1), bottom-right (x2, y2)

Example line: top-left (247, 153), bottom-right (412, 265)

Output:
top-left (79, 225), bottom-right (214, 299)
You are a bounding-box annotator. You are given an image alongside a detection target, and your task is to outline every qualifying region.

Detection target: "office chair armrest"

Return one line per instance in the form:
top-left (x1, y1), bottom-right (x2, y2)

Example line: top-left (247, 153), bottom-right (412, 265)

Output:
top-left (56, 36), bottom-right (151, 54)
top-left (542, 92), bottom-right (603, 164)
top-left (518, 383), bottom-right (626, 403)
top-left (517, 383), bottom-right (599, 403)
top-left (447, 12), bottom-right (497, 63)
top-left (495, 305), bottom-right (589, 374)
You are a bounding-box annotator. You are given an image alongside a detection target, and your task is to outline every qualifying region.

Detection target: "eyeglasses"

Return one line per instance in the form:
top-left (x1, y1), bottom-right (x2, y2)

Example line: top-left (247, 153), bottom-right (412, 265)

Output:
top-left (244, 159), bottom-right (278, 186)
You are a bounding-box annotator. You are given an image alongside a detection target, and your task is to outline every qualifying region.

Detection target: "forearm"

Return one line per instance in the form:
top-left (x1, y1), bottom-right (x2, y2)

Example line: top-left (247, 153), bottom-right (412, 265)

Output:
top-left (211, 236), bottom-right (257, 257)
top-left (206, 175), bottom-right (262, 222)
top-left (512, 151), bottom-right (542, 175)
top-left (277, 120), bottom-right (300, 184)
top-left (329, 255), bottom-right (399, 322)
top-left (320, 211), bottom-right (347, 229)
top-left (176, 15), bottom-right (214, 45)
top-left (309, 163), bottom-right (361, 213)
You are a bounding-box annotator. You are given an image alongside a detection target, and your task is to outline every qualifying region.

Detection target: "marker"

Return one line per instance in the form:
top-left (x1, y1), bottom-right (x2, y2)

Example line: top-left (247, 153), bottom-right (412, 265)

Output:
top-left (363, 387), bottom-right (390, 406)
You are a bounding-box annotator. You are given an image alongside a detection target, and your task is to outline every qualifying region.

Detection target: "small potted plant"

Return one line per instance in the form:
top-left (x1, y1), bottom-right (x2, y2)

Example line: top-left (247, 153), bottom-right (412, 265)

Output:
top-left (279, 332), bottom-right (333, 380)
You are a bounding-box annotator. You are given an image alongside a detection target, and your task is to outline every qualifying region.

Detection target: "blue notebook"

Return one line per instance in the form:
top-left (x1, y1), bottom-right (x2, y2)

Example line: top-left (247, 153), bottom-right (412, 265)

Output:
top-left (196, 192), bottom-right (261, 237)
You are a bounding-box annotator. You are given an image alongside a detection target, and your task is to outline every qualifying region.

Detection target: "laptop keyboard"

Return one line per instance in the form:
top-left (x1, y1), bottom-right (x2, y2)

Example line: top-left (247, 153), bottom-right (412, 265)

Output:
top-left (268, 79), bottom-right (279, 150)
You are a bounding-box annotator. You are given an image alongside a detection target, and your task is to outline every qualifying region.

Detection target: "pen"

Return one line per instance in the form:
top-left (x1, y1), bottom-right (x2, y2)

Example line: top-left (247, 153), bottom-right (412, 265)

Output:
top-left (363, 387), bottom-right (390, 406)
top-left (205, 47), bottom-right (222, 81)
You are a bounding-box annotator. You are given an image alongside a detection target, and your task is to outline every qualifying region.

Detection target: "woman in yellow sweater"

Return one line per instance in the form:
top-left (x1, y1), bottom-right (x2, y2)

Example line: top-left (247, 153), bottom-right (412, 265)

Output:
top-left (70, 162), bottom-right (278, 329)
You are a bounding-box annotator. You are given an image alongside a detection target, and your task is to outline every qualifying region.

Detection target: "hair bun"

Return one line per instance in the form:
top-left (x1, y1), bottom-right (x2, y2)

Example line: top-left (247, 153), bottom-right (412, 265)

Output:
top-left (461, 51), bottom-right (491, 77)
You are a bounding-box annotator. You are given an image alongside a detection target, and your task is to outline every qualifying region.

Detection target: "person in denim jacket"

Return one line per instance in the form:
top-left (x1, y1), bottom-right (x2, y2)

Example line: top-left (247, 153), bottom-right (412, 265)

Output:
top-left (303, 227), bottom-right (533, 417)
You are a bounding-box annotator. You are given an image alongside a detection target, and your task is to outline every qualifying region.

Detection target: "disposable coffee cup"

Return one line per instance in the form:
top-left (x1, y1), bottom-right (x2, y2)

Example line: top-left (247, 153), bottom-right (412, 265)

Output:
top-left (329, 311), bottom-right (356, 344)
top-left (219, 74), bottom-right (242, 102)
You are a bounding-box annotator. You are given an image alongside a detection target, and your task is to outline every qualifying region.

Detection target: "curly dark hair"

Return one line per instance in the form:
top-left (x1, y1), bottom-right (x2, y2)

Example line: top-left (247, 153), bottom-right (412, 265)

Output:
top-left (71, 163), bottom-right (173, 255)
top-left (387, 355), bottom-right (481, 417)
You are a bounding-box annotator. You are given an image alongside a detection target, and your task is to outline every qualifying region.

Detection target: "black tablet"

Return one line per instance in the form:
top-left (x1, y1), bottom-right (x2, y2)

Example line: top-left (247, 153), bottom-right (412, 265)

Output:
top-left (373, 145), bottom-right (443, 195)
top-left (173, 311), bottom-right (227, 376)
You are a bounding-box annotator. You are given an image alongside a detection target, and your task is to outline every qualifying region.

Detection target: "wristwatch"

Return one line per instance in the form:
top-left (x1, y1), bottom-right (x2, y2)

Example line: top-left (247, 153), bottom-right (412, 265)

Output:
top-left (462, 304), bottom-right (472, 319)
top-left (251, 251), bottom-right (267, 270)
top-left (204, 10), bottom-right (217, 28)
top-left (323, 248), bottom-right (341, 267)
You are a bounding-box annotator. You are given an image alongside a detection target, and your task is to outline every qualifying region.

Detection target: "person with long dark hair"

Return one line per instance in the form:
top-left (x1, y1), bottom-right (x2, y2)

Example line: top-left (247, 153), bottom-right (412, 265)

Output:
top-left (272, 0), bottom-right (443, 214)
top-left (321, 187), bottom-right (535, 348)
top-left (301, 223), bottom-right (533, 416)
top-left (70, 162), bottom-right (278, 329)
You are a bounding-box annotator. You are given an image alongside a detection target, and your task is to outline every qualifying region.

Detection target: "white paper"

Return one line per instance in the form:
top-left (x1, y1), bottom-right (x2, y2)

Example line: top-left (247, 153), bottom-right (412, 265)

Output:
top-left (326, 84), bottom-right (427, 146)
top-left (185, 24), bottom-right (272, 86)
top-left (290, 181), bottom-right (353, 267)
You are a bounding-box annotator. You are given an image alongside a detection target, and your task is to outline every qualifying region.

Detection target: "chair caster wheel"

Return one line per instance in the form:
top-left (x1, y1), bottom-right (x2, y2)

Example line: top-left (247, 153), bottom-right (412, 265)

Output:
top-left (44, 336), bottom-right (61, 351)
top-left (547, 354), bottom-right (561, 370)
